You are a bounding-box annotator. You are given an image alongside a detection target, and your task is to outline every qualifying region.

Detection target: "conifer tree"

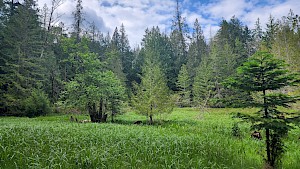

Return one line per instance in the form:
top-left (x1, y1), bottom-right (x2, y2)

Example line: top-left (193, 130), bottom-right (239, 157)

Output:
top-left (253, 18), bottom-right (263, 51)
top-left (263, 15), bottom-right (279, 49)
top-left (226, 51), bottom-right (299, 167)
top-left (72, 0), bottom-right (83, 42)
top-left (111, 27), bottom-right (120, 50)
top-left (0, 0), bottom-right (48, 115)
top-left (141, 26), bottom-right (174, 89)
top-left (119, 24), bottom-right (134, 89)
top-left (187, 19), bottom-right (208, 79)
top-left (170, 0), bottom-right (189, 88)
top-left (272, 10), bottom-right (300, 73)
top-left (176, 64), bottom-right (191, 107)
top-left (132, 50), bottom-right (173, 124)
top-left (193, 57), bottom-right (213, 107)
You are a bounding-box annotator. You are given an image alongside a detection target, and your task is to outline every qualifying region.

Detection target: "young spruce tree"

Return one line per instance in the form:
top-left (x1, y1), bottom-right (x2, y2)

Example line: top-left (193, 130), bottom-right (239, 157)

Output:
top-left (132, 50), bottom-right (173, 124)
top-left (176, 64), bottom-right (191, 107)
top-left (226, 51), bottom-right (299, 168)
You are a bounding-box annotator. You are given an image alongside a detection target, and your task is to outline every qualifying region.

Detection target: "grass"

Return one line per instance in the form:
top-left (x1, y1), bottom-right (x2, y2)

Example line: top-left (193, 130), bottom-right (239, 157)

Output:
top-left (0, 108), bottom-right (299, 168)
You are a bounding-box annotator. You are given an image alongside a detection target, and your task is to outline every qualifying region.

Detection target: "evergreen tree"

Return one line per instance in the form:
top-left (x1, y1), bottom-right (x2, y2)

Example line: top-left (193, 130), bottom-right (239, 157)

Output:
top-left (217, 16), bottom-right (252, 64)
top-left (111, 27), bottom-right (120, 50)
top-left (226, 51), bottom-right (299, 167)
top-left (72, 0), bottom-right (83, 42)
top-left (141, 27), bottom-right (174, 89)
top-left (176, 64), bottom-right (191, 107)
top-left (119, 24), bottom-right (134, 89)
top-left (0, 0), bottom-right (48, 115)
top-left (105, 48), bottom-right (126, 84)
top-left (217, 16), bottom-right (244, 48)
top-left (119, 23), bottom-right (130, 54)
top-left (132, 51), bottom-right (173, 124)
top-left (272, 10), bottom-right (300, 73)
top-left (210, 42), bottom-right (238, 107)
top-left (187, 19), bottom-right (208, 79)
top-left (253, 18), bottom-right (263, 51)
top-left (170, 0), bottom-right (189, 88)
top-left (263, 15), bottom-right (279, 49)
top-left (192, 57), bottom-right (213, 107)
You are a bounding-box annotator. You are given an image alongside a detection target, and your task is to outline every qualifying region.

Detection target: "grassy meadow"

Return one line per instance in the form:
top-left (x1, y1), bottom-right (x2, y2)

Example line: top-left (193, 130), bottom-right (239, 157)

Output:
top-left (0, 108), bottom-right (299, 169)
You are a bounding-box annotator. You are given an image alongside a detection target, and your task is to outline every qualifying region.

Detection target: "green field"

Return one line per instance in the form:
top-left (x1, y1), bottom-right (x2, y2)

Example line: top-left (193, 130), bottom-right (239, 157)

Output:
top-left (0, 108), bottom-right (299, 169)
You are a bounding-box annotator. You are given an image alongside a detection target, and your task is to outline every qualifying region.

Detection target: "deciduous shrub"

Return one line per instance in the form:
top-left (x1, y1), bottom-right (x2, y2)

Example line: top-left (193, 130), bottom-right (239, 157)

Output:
top-left (23, 89), bottom-right (51, 117)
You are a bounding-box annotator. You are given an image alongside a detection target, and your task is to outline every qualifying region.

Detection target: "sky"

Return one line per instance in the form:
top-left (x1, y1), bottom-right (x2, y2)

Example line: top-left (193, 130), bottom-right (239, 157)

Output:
top-left (33, 0), bottom-right (300, 47)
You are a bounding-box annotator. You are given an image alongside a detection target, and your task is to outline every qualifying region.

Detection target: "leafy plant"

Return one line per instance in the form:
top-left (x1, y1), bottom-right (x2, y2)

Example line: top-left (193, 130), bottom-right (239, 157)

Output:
top-left (23, 89), bottom-right (52, 117)
top-left (232, 122), bottom-right (241, 138)
top-left (225, 51), bottom-right (300, 168)
top-left (132, 51), bottom-right (174, 124)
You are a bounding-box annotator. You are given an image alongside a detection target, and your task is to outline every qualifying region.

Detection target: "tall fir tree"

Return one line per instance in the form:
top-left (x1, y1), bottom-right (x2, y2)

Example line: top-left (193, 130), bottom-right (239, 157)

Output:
top-left (263, 15), bottom-right (279, 49)
top-left (253, 18), bottom-right (263, 51)
top-left (187, 19), bottom-right (208, 80)
top-left (192, 57), bottom-right (213, 107)
top-left (0, 0), bottom-right (48, 115)
top-left (72, 0), bottom-right (83, 42)
top-left (170, 0), bottom-right (189, 89)
top-left (119, 24), bottom-right (134, 89)
top-left (141, 27), bottom-right (175, 89)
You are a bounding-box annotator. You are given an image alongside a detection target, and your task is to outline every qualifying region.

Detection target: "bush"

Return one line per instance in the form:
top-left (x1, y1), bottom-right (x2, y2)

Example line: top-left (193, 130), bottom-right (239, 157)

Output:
top-left (23, 89), bottom-right (52, 117)
top-left (231, 122), bottom-right (241, 138)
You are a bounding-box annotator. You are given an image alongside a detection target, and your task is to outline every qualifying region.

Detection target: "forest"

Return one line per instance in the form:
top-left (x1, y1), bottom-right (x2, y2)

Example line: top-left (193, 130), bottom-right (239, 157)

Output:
top-left (0, 0), bottom-right (300, 168)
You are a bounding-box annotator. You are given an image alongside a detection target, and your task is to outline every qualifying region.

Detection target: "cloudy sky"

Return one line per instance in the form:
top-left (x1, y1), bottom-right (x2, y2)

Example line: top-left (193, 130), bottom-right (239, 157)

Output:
top-left (35, 0), bottom-right (300, 47)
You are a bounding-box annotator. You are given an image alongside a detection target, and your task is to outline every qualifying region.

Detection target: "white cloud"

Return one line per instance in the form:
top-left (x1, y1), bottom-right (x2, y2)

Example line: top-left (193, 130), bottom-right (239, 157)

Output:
top-left (37, 0), bottom-right (176, 47)
top-left (35, 0), bottom-right (300, 47)
top-left (203, 0), bottom-right (253, 20)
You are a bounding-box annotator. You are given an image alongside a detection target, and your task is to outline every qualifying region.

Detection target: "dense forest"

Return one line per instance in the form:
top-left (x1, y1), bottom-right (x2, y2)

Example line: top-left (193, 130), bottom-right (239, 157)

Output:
top-left (1, 0), bottom-right (300, 168)
top-left (0, 0), bottom-right (299, 118)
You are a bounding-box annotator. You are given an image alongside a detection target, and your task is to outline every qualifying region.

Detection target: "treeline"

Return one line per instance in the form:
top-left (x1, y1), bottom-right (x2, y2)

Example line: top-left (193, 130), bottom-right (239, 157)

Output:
top-left (0, 0), bottom-right (299, 118)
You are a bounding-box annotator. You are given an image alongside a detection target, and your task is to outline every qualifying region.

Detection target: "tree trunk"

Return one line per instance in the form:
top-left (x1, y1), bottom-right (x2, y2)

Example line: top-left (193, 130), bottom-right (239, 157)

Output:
top-left (111, 112), bottom-right (114, 122)
top-left (88, 103), bottom-right (96, 122)
top-left (149, 115), bottom-right (153, 125)
top-left (99, 99), bottom-right (103, 120)
top-left (51, 70), bottom-right (55, 103)
top-left (263, 89), bottom-right (271, 166)
top-left (266, 128), bottom-right (271, 166)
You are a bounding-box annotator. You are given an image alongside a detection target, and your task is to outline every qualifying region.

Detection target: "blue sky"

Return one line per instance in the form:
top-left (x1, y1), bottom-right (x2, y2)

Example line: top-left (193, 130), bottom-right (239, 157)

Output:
top-left (36, 0), bottom-right (300, 47)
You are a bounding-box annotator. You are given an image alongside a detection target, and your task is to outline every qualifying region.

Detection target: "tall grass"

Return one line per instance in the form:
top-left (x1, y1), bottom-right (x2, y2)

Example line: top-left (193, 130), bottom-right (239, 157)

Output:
top-left (0, 108), bottom-right (299, 168)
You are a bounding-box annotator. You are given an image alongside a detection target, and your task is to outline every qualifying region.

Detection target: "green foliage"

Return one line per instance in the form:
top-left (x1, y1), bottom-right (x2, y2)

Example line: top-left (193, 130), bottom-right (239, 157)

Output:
top-left (226, 51), bottom-right (300, 167)
top-left (197, 42), bottom-right (240, 108)
top-left (192, 57), bottom-right (213, 107)
top-left (232, 122), bottom-right (242, 138)
top-left (176, 64), bottom-right (191, 107)
top-left (23, 89), bottom-right (52, 117)
top-left (0, 0), bottom-right (48, 115)
top-left (263, 15), bottom-right (279, 49)
top-left (105, 48), bottom-right (126, 83)
top-left (132, 52), bottom-right (174, 124)
top-left (1, 108), bottom-right (300, 168)
top-left (170, 1), bottom-right (189, 89)
top-left (187, 19), bottom-right (208, 79)
top-left (272, 10), bottom-right (300, 73)
top-left (141, 26), bottom-right (175, 89)
top-left (63, 48), bottom-right (125, 122)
